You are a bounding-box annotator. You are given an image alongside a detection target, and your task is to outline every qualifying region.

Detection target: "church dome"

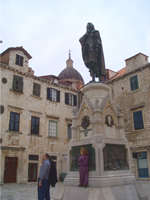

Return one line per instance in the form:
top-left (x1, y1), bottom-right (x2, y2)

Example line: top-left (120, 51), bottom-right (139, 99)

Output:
top-left (58, 52), bottom-right (84, 83)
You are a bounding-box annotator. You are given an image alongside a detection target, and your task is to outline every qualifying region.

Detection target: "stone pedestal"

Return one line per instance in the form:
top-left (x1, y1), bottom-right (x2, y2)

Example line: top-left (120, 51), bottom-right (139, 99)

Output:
top-left (64, 82), bottom-right (135, 188)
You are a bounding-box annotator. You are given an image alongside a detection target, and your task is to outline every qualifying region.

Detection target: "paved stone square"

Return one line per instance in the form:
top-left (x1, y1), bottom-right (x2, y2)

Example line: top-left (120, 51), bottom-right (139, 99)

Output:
top-left (0, 181), bottom-right (150, 200)
top-left (0, 182), bottom-right (62, 200)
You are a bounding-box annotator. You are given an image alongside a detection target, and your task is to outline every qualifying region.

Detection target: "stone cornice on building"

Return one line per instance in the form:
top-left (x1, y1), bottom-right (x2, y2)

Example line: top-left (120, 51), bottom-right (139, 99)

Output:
top-left (0, 63), bottom-right (78, 92)
top-left (106, 62), bottom-right (150, 83)
top-left (29, 110), bottom-right (43, 115)
top-left (46, 114), bottom-right (60, 119)
top-left (8, 105), bottom-right (24, 110)
top-left (0, 146), bottom-right (26, 151)
top-left (130, 104), bottom-right (145, 111)
top-left (131, 145), bottom-right (150, 151)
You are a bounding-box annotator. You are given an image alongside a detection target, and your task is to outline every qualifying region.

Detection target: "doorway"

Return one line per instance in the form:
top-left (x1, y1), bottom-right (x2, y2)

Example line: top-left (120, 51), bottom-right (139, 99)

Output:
top-left (28, 163), bottom-right (38, 182)
top-left (137, 151), bottom-right (149, 178)
top-left (4, 157), bottom-right (18, 183)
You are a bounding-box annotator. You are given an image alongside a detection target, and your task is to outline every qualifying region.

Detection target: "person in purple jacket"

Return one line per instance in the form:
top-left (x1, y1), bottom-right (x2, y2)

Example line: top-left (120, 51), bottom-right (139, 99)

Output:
top-left (78, 147), bottom-right (89, 188)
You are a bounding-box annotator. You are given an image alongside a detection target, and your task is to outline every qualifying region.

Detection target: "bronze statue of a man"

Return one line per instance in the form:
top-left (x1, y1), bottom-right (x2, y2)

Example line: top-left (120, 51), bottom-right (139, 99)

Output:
top-left (79, 23), bottom-right (106, 82)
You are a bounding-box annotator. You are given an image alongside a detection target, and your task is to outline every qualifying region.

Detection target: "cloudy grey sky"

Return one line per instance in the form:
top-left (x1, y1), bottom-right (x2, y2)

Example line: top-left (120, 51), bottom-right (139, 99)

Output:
top-left (1, 0), bottom-right (150, 84)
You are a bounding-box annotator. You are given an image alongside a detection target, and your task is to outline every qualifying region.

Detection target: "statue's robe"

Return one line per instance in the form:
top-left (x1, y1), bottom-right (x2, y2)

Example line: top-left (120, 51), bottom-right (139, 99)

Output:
top-left (79, 30), bottom-right (106, 77)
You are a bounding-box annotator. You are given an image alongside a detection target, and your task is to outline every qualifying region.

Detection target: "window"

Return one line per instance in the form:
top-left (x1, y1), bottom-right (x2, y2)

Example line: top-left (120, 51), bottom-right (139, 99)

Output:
top-left (137, 152), bottom-right (149, 178)
top-left (67, 123), bottom-right (72, 139)
top-left (28, 163), bottom-right (38, 182)
top-left (49, 156), bottom-right (57, 160)
top-left (65, 93), bottom-right (77, 106)
top-left (130, 75), bottom-right (139, 91)
top-left (13, 75), bottom-right (23, 92)
top-left (33, 83), bottom-right (41, 97)
top-left (9, 112), bottom-right (20, 131)
top-left (31, 116), bottom-right (39, 135)
top-left (133, 110), bottom-right (144, 130)
top-left (47, 88), bottom-right (60, 102)
top-left (48, 120), bottom-right (57, 137)
top-left (29, 155), bottom-right (39, 160)
top-left (15, 54), bottom-right (23, 67)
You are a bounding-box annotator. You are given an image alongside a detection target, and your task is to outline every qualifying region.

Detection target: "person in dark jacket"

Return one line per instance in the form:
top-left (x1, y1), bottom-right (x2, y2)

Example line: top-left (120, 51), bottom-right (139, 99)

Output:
top-left (48, 159), bottom-right (58, 187)
top-left (78, 147), bottom-right (89, 188)
top-left (38, 153), bottom-right (51, 200)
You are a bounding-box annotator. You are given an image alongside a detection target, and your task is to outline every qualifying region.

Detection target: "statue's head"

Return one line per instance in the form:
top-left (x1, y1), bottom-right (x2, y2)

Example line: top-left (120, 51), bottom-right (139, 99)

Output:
top-left (86, 22), bottom-right (95, 33)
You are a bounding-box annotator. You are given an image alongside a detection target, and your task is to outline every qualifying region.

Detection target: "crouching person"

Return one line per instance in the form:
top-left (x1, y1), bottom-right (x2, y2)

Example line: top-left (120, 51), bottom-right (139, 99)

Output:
top-left (38, 153), bottom-right (51, 200)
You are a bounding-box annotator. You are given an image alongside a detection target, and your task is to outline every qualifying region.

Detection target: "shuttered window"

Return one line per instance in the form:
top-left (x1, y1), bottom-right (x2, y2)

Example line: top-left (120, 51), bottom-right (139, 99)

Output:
top-left (16, 54), bottom-right (23, 67)
top-left (13, 75), bottom-right (23, 92)
top-left (31, 116), bottom-right (39, 135)
top-left (65, 93), bottom-right (77, 106)
top-left (130, 75), bottom-right (139, 91)
top-left (48, 120), bottom-right (57, 137)
top-left (9, 112), bottom-right (20, 131)
top-left (33, 83), bottom-right (41, 97)
top-left (47, 88), bottom-right (60, 102)
top-left (29, 155), bottom-right (39, 160)
top-left (67, 123), bottom-right (72, 139)
top-left (133, 110), bottom-right (144, 130)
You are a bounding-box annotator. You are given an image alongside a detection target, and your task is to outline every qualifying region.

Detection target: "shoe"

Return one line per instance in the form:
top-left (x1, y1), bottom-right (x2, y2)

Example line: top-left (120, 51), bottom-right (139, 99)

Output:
top-left (84, 184), bottom-right (88, 188)
top-left (78, 184), bottom-right (84, 187)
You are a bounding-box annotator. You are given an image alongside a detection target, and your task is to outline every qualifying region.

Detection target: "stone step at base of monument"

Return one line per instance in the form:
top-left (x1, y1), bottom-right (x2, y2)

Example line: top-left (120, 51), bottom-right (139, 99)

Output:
top-left (52, 181), bottom-right (150, 200)
top-left (64, 174), bottom-right (136, 188)
top-left (62, 185), bottom-right (141, 200)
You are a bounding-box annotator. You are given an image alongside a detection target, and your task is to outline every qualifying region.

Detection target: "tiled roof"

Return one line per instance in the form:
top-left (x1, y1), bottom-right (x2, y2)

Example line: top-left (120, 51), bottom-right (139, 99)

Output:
top-left (109, 67), bottom-right (127, 80)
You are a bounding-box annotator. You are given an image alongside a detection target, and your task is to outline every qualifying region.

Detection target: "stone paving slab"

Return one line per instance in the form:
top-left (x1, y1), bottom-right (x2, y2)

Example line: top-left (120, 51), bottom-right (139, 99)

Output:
top-left (0, 181), bottom-right (150, 200)
top-left (0, 182), bottom-right (61, 200)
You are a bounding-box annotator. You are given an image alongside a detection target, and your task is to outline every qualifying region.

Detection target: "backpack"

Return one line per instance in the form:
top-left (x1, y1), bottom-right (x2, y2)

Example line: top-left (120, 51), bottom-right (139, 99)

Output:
top-left (48, 159), bottom-right (58, 187)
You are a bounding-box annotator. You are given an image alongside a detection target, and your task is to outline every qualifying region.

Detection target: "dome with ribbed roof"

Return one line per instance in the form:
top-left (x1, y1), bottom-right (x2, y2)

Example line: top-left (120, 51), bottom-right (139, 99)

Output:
top-left (58, 52), bottom-right (84, 83)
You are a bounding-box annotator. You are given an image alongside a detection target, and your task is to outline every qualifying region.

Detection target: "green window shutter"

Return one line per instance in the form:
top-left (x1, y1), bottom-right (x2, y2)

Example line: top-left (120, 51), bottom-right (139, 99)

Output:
top-left (33, 83), bottom-right (40, 96)
top-left (133, 111), bottom-right (144, 130)
top-left (19, 81), bottom-right (23, 92)
top-left (13, 75), bottom-right (23, 92)
top-left (130, 75), bottom-right (139, 91)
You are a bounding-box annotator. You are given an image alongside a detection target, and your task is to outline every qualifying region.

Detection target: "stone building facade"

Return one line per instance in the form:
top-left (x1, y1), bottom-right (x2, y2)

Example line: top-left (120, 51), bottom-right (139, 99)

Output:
top-left (0, 47), bottom-right (82, 184)
top-left (106, 53), bottom-right (150, 180)
top-left (0, 46), bottom-right (149, 184)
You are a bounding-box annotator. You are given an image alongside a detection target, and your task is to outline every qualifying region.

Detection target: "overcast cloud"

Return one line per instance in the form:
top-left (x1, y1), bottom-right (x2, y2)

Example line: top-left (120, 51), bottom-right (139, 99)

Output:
top-left (1, 0), bottom-right (150, 84)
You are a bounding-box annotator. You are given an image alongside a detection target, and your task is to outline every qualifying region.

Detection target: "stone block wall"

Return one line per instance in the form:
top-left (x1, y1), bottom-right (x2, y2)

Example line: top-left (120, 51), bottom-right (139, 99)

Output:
top-left (0, 62), bottom-right (77, 183)
top-left (107, 63), bottom-right (150, 179)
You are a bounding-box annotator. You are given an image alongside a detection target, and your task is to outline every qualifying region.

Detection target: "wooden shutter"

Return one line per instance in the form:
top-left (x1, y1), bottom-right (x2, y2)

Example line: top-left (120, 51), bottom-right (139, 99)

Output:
top-left (33, 83), bottom-right (40, 97)
top-left (15, 54), bottom-right (19, 65)
top-left (65, 93), bottom-right (68, 105)
top-left (130, 75), bottom-right (139, 91)
top-left (20, 56), bottom-right (23, 66)
top-left (57, 90), bottom-right (60, 102)
top-left (74, 95), bottom-right (77, 106)
top-left (133, 111), bottom-right (144, 130)
top-left (13, 75), bottom-right (23, 92)
top-left (47, 88), bottom-right (50, 100)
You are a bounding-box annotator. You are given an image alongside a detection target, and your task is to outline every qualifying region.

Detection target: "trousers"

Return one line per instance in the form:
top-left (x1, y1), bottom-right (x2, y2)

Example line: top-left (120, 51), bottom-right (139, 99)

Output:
top-left (79, 166), bottom-right (89, 185)
top-left (38, 179), bottom-right (50, 200)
